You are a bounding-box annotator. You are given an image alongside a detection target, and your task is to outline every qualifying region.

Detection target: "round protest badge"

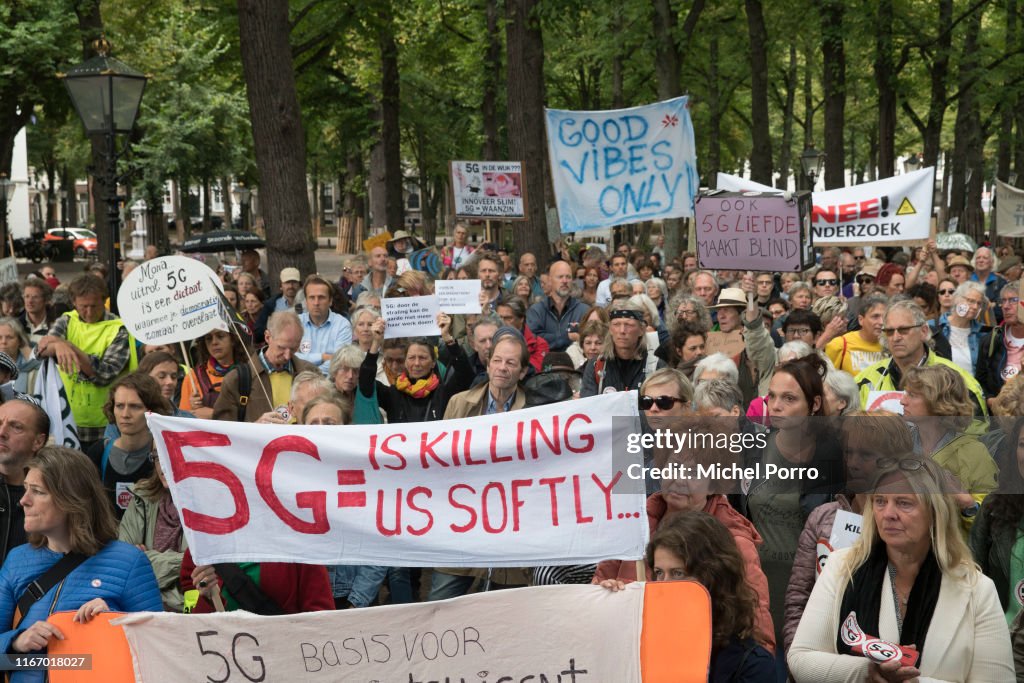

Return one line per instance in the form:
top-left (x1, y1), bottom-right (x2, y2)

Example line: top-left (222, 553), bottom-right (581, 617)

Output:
top-left (863, 639), bottom-right (904, 664)
top-left (116, 255), bottom-right (226, 345)
top-left (840, 612), bottom-right (867, 647)
top-left (299, 339), bottom-right (312, 353)
top-left (603, 387), bottom-right (618, 394)
top-left (1016, 578), bottom-right (1024, 607)
top-left (1002, 365), bottom-right (1019, 381)
top-left (955, 302), bottom-right (970, 318)
top-left (815, 539), bottom-right (833, 574)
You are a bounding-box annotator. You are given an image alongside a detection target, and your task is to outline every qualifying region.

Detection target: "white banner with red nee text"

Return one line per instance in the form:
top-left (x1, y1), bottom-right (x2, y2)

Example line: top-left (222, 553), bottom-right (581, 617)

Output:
top-left (116, 584), bottom-right (644, 683)
top-left (717, 168), bottom-right (935, 244)
top-left (147, 392), bottom-right (646, 567)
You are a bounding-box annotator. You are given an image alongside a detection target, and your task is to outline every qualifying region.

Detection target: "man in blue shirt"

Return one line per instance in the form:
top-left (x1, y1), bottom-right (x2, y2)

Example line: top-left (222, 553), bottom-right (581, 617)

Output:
top-left (296, 274), bottom-right (352, 374)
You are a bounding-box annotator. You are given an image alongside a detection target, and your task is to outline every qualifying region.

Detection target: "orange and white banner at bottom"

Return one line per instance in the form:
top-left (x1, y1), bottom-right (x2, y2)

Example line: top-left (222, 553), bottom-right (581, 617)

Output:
top-left (81, 583), bottom-right (713, 683)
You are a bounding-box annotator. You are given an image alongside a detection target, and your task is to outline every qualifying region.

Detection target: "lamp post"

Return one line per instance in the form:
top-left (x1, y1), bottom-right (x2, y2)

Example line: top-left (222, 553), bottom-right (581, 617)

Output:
top-left (60, 38), bottom-right (146, 313)
top-left (0, 174), bottom-right (14, 257)
top-left (232, 183), bottom-right (251, 231)
top-left (59, 189), bottom-right (68, 228)
top-left (903, 154), bottom-right (922, 174)
top-left (800, 146), bottom-right (825, 191)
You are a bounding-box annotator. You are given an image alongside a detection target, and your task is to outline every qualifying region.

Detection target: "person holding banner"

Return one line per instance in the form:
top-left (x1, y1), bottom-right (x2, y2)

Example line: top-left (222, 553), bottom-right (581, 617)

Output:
top-left (601, 511), bottom-right (775, 682)
top-left (36, 275), bottom-right (138, 451)
top-left (0, 446), bottom-right (161, 679)
top-left (788, 458), bottom-right (1013, 682)
top-left (360, 312), bottom-right (472, 423)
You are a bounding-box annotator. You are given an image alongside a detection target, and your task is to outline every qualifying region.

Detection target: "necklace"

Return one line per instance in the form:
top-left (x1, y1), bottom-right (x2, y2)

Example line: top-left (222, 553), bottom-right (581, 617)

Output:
top-left (887, 562), bottom-right (908, 637)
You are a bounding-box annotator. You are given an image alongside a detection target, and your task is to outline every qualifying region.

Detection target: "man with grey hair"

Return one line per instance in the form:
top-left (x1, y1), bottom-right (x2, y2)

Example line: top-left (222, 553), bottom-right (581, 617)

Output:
top-left (287, 370), bottom-right (336, 424)
top-left (855, 300), bottom-right (987, 417)
top-left (214, 310), bottom-right (320, 423)
top-left (580, 301), bottom-right (664, 396)
top-left (971, 245), bottom-right (1006, 325)
top-left (978, 281), bottom-right (1024, 399)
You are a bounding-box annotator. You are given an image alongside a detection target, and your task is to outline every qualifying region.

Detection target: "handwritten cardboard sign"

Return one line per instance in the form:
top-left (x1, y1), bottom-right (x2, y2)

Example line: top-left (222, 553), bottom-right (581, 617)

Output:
top-left (116, 255), bottom-right (225, 344)
top-left (382, 294), bottom-right (441, 338)
top-left (694, 192), bottom-right (812, 271)
top-left (435, 280), bottom-right (482, 315)
top-left (546, 96), bottom-right (699, 232)
top-left (147, 392), bottom-right (646, 567)
top-left (451, 161), bottom-right (527, 220)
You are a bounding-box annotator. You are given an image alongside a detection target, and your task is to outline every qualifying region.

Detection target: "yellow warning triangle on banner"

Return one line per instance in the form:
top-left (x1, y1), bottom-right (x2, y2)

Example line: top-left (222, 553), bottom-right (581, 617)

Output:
top-left (896, 197), bottom-right (916, 215)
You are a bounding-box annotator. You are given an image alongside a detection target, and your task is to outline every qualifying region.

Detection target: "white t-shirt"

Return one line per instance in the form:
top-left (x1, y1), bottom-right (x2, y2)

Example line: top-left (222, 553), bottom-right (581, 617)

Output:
top-left (948, 325), bottom-right (972, 372)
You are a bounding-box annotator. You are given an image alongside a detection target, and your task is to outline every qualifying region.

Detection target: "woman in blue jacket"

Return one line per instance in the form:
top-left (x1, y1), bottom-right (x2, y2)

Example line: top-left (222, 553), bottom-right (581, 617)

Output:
top-left (0, 446), bottom-right (161, 681)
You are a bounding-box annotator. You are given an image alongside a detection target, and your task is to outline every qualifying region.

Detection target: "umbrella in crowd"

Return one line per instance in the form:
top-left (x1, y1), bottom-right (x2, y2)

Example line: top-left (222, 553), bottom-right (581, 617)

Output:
top-left (936, 231), bottom-right (978, 253)
top-left (180, 229), bottom-right (265, 253)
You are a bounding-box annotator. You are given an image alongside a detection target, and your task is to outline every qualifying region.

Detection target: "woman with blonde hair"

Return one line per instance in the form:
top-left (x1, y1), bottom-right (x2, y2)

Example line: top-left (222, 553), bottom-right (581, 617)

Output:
top-left (789, 457), bottom-right (1013, 681)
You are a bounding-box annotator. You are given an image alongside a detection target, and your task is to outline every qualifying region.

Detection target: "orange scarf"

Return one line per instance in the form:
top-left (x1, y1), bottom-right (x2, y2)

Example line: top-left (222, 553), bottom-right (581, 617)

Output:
top-left (394, 372), bottom-right (439, 399)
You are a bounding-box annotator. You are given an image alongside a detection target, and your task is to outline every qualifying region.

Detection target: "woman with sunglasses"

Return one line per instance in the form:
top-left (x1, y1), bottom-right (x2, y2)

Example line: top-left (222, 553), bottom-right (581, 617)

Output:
top-left (744, 354), bottom-right (844, 676)
top-left (789, 457), bottom-right (1013, 682)
top-left (601, 511), bottom-right (776, 681)
top-left (118, 445), bottom-right (188, 611)
top-left (579, 301), bottom-right (665, 397)
top-left (936, 277), bottom-right (957, 318)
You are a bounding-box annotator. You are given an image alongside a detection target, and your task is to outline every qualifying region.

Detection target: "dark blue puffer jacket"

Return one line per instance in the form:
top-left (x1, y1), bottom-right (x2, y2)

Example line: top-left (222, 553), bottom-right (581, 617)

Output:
top-left (0, 540), bottom-right (162, 682)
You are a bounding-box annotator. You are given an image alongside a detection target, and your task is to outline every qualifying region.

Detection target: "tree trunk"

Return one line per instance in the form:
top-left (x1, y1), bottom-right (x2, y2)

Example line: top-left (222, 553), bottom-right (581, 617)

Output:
top-left (803, 42), bottom-right (814, 147)
top-left (745, 0), bottom-right (772, 184)
top-left (373, 7), bottom-right (403, 232)
top-left (221, 175), bottom-right (232, 228)
top-left (923, 0), bottom-right (953, 167)
top-left (874, 0), bottom-right (896, 178)
top-left (652, 0), bottom-right (681, 100)
top-left (201, 177), bottom-right (212, 231)
top-left (611, 9), bottom-right (625, 108)
top-left (707, 35), bottom-right (722, 186)
top-left (45, 166), bottom-right (57, 230)
top-left (997, 0), bottom-right (1016, 182)
top-left (776, 45), bottom-right (797, 190)
top-left (62, 167), bottom-right (79, 228)
top-left (73, 0), bottom-right (116, 258)
top-left (506, 0), bottom-right (550, 267)
top-left (820, 0), bottom-right (846, 189)
top-left (237, 0), bottom-right (315, 277)
top-left (949, 8), bottom-right (983, 238)
top-left (482, 0), bottom-right (502, 160)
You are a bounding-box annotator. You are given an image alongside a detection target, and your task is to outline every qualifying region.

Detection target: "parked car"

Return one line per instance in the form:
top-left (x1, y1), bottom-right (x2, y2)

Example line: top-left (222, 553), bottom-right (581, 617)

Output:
top-left (44, 227), bottom-right (98, 257)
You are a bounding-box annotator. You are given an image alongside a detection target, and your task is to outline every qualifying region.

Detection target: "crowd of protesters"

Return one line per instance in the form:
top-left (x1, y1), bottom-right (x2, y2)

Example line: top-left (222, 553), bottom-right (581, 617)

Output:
top-left (0, 230), bottom-right (1024, 680)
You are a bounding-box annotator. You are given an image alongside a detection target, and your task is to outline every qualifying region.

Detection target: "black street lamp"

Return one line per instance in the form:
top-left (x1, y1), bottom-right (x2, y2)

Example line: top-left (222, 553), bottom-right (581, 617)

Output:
top-left (232, 183), bottom-right (251, 231)
top-left (59, 38), bottom-right (147, 313)
top-left (903, 154), bottom-right (922, 174)
top-left (0, 174), bottom-right (14, 257)
top-left (59, 189), bottom-right (68, 228)
top-left (800, 146), bottom-right (826, 191)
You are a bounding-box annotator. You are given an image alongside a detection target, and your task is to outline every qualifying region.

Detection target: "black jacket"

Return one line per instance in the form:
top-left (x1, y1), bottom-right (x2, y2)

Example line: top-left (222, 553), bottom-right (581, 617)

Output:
top-left (0, 479), bottom-right (25, 567)
top-left (359, 341), bottom-right (474, 423)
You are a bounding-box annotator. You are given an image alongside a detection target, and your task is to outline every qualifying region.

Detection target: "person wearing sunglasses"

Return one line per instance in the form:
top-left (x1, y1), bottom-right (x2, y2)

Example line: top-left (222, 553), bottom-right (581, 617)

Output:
top-left (977, 281), bottom-right (1024, 400)
top-left (844, 261), bottom-right (880, 321)
top-left (812, 270), bottom-right (840, 301)
top-left (789, 457), bottom-right (1013, 682)
top-left (854, 301), bottom-right (988, 423)
top-left (580, 302), bottom-right (665, 397)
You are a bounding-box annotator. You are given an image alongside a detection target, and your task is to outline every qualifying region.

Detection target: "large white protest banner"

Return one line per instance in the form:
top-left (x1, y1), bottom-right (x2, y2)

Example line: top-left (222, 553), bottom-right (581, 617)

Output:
top-left (116, 585), bottom-right (652, 683)
top-left (717, 168), bottom-right (935, 245)
top-left (435, 279), bottom-right (482, 315)
top-left (148, 392), bottom-right (646, 567)
top-left (996, 180), bottom-right (1024, 237)
top-left (450, 161), bottom-right (527, 220)
top-left (546, 97), bottom-right (699, 232)
top-left (116, 255), bottom-right (225, 344)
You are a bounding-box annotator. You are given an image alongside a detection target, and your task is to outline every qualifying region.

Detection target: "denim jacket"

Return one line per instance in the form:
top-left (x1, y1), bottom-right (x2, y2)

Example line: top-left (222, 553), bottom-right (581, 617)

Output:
top-left (931, 313), bottom-right (983, 368)
top-left (326, 565), bottom-right (388, 607)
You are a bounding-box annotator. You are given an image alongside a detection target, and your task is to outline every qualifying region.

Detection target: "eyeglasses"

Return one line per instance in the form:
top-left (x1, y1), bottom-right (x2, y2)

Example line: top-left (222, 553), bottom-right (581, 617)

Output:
top-left (1001, 297), bottom-right (1020, 306)
top-left (815, 279), bottom-right (839, 286)
top-left (856, 276), bottom-right (875, 284)
top-left (938, 288), bottom-right (956, 295)
top-left (854, 255), bottom-right (865, 261)
top-left (876, 457), bottom-right (925, 472)
top-left (677, 309), bottom-right (697, 317)
top-left (639, 395), bottom-right (688, 411)
top-left (785, 327), bottom-right (812, 336)
top-left (881, 324), bottom-right (922, 337)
